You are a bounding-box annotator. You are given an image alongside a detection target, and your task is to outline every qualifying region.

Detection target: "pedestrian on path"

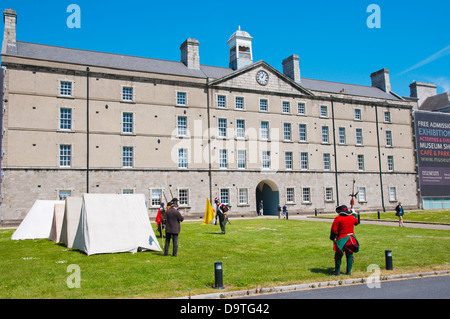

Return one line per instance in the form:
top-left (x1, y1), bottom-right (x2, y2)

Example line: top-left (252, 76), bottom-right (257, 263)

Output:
top-left (395, 201), bottom-right (405, 227)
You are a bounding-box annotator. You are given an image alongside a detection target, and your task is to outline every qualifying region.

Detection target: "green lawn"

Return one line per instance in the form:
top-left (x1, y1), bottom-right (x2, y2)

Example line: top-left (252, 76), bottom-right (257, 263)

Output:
top-left (0, 218), bottom-right (449, 299)
top-left (360, 210), bottom-right (450, 224)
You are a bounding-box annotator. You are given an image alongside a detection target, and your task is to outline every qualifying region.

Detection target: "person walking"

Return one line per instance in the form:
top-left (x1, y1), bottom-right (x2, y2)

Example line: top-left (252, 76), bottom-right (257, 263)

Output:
top-left (329, 205), bottom-right (360, 276)
top-left (216, 203), bottom-right (230, 234)
top-left (258, 200), bottom-right (263, 216)
top-left (282, 204), bottom-right (288, 219)
top-left (395, 201), bottom-right (405, 227)
top-left (164, 198), bottom-right (184, 257)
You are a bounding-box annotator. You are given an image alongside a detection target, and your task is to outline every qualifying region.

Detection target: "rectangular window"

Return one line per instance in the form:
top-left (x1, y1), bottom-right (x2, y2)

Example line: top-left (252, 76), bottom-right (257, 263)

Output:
top-left (283, 123), bottom-right (292, 141)
top-left (236, 119), bottom-right (245, 138)
top-left (282, 101), bottom-right (290, 113)
top-left (297, 102), bottom-right (305, 115)
top-left (123, 112), bottom-right (134, 134)
top-left (286, 187), bottom-right (295, 203)
top-left (239, 188), bottom-right (248, 205)
top-left (356, 128), bottom-right (363, 145)
top-left (322, 126), bottom-right (329, 143)
top-left (220, 189), bottom-right (229, 205)
top-left (177, 92), bottom-right (187, 106)
top-left (122, 87), bottom-right (134, 101)
top-left (299, 124), bottom-right (307, 142)
top-left (323, 153), bottom-right (331, 170)
top-left (301, 152), bottom-right (308, 170)
top-left (177, 116), bottom-right (187, 136)
top-left (235, 97), bottom-right (244, 110)
top-left (386, 130), bottom-right (393, 147)
top-left (151, 189), bottom-right (162, 207)
top-left (354, 109), bottom-right (362, 120)
top-left (325, 187), bottom-right (333, 201)
top-left (219, 149), bottom-right (227, 169)
top-left (320, 105), bottom-right (328, 117)
top-left (60, 108), bottom-right (72, 130)
top-left (123, 146), bottom-right (133, 168)
top-left (58, 190), bottom-right (71, 200)
top-left (339, 127), bottom-right (346, 144)
top-left (218, 118), bottom-right (227, 137)
top-left (260, 99), bottom-right (268, 112)
top-left (357, 154), bottom-right (365, 171)
top-left (178, 148), bottom-right (188, 169)
top-left (387, 155), bottom-right (394, 172)
top-left (384, 111), bottom-right (391, 123)
top-left (285, 152), bottom-right (293, 170)
top-left (302, 188), bottom-right (311, 203)
top-left (59, 145), bottom-right (71, 167)
top-left (261, 121), bottom-right (269, 140)
top-left (358, 187), bottom-right (366, 202)
top-left (123, 189), bottom-right (134, 194)
top-left (217, 95), bottom-right (226, 108)
top-left (262, 151), bottom-right (271, 169)
top-left (60, 81), bottom-right (72, 96)
top-left (237, 150), bottom-right (246, 169)
top-left (179, 189), bottom-right (189, 206)
top-left (389, 187), bottom-right (397, 201)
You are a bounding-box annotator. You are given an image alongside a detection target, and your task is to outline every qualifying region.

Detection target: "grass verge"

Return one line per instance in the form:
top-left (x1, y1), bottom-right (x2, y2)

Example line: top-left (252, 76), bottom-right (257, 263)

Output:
top-left (0, 218), bottom-right (449, 298)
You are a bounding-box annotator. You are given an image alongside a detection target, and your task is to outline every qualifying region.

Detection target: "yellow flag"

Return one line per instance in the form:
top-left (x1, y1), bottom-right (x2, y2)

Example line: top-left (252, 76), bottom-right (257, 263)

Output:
top-left (201, 198), bottom-right (215, 225)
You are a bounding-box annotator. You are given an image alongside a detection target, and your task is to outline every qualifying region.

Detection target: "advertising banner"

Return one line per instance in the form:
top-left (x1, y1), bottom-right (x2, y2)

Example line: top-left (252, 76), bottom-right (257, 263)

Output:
top-left (414, 110), bottom-right (450, 196)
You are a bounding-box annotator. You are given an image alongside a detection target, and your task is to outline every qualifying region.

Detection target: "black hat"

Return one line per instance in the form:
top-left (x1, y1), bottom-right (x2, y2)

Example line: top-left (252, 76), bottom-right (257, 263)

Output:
top-left (171, 198), bottom-right (179, 202)
top-left (336, 205), bottom-right (351, 215)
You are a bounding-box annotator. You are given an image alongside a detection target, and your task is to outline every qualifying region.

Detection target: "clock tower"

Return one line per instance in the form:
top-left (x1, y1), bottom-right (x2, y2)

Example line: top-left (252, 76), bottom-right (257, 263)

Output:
top-left (228, 26), bottom-right (253, 70)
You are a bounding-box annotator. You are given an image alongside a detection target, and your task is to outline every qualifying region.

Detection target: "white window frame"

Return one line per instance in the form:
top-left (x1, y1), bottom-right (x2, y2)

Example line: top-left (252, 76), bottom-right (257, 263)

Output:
top-left (357, 154), bottom-right (365, 171)
top-left (300, 152), bottom-right (308, 170)
top-left (322, 126), bottom-right (329, 144)
top-left (297, 102), bottom-right (306, 115)
top-left (178, 148), bottom-right (188, 169)
top-left (219, 149), bottom-right (228, 169)
top-left (150, 188), bottom-right (163, 207)
top-left (178, 188), bottom-right (190, 207)
top-left (261, 121), bottom-right (270, 140)
top-left (217, 94), bottom-right (227, 108)
top-left (286, 187), bottom-right (295, 204)
top-left (389, 187), bottom-right (397, 202)
top-left (384, 111), bottom-right (391, 123)
top-left (237, 150), bottom-right (246, 169)
top-left (236, 119), bottom-right (245, 139)
top-left (387, 155), bottom-right (394, 172)
top-left (122, 146), bottom-right (134, 168)
top-left (320, 105), bottom-right (328, 118)
top-left (282, 101), bottom-right (290, 114)
top-left (218, 118), bottom-right (227, 138)
top-left (177, 115), bottom-right (188, 137)
top-left (299, 124), bottom-right (307, 142)
top-left (285, 151), bottom-right (293, 170)
top-left (338, 127), bottom-right (346, 145)
top-left (355, 128), bottom-right (363, 146)
top-left (262, 151), bottom-right (271, 169)
top-left (59, 144), bottom-right (72, 168)
top-left (238, 188), bottom-right (249, 205)
top-left (323, 153), bottom-right (331, 171)
top-left (354, 108), bottom-right (362, 121)
top-left (59, 80), bottom-right (73, 97)
top-left (122, 112), bottom-right (134, 134)
top-left (302, 187), bottom-right (311, 203)
top-left (259, 99), bottom-right (268, 112)
top-left (59, 107), bottom-right (73, 131)
top-left (325, 187), bottom-right (334, 202)
top-left (283, 123), bottom-right (292, 141)
top-left (358, 187), bottom-right (367, 202)
top-left (386, 130), bottom-right (393, 147)
top-left (220, 188), bottom-right (230, 205)
top-left (176, 91), bottom-right (188, 106)
top-left (121, 86), bottom-right (135, 102)
top-left (235, 96), bottom-right (245, 110)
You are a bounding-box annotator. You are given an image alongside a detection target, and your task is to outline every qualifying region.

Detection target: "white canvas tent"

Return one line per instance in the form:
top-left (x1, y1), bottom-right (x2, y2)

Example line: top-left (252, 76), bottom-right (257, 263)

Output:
top-left (48, 203), bottom-right (65, 243)
top-left (11, 200), bottom-right (65, 240)
top-left (72, 193), bottom-right (162, 255)
top-left (59, 196), bottom-right (82, 249)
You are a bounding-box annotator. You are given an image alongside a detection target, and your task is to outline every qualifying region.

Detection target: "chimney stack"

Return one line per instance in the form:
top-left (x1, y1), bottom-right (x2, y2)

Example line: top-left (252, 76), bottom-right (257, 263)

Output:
top-left (282, 54), bottom-right (301, 83)
top-left (409, 81), bottom-right (437, 107)
top-left (180, 38), bottom-right (200, 70)
top-left (2, 9), bottom-right (17, 54)
top-left (370, 68), bottom-right (391, 93)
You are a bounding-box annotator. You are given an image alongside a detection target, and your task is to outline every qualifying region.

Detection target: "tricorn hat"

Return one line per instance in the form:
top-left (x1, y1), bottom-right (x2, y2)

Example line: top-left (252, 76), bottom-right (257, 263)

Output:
top-left (336, 205), bottom-right (351, 215)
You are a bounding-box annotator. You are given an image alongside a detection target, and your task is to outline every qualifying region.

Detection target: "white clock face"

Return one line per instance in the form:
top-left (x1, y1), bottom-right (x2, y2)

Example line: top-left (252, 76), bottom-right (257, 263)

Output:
top-left (256, 70), bottom-right (269, 86)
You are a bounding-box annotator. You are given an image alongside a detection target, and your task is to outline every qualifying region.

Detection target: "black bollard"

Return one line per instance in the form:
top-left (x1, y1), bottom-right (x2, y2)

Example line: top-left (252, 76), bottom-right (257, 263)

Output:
top-left (315, 208), bottom-right (317, 217)
top-left (214, 262), bottom-right (224, 289)
top-left (357, 211), bottom-right (360, 224)
top-left (385, 250), bottom-right (393, 270)
top-left (377, 210), bottom-right (380, 219)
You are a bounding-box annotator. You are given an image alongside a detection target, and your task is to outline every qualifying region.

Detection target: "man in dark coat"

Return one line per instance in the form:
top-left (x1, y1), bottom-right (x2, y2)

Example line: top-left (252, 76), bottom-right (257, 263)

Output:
top-left (164, 198), bottom-right (184, 257)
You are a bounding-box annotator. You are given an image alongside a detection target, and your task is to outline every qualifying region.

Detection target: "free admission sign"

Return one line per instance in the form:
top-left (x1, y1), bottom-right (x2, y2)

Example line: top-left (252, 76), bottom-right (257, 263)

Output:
top-left (414, 110), bottom-right (450, 196)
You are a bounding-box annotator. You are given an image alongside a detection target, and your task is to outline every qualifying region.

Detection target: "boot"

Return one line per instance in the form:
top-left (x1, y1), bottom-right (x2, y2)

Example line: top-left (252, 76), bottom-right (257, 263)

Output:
top-left (346, 254), bottom-right (354, 275)
top-left (333, 253), bottom-right (342, 275)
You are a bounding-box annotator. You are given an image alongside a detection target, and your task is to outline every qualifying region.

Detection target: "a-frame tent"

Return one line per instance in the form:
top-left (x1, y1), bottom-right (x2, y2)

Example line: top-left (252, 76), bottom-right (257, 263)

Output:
top-left (11, 200), bottom-right (65, 240)
top-left (72, 194), bottom-right (162, 255)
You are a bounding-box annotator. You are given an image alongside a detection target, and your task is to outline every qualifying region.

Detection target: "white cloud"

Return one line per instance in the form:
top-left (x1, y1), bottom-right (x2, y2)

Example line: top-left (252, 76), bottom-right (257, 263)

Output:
top-left (398, 45), bottom-right (450, 75)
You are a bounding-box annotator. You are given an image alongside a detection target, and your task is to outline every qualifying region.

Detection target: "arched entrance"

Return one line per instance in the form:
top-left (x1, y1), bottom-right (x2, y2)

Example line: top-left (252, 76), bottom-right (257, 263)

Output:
top-left (256, 180), bottom-right (280, 216)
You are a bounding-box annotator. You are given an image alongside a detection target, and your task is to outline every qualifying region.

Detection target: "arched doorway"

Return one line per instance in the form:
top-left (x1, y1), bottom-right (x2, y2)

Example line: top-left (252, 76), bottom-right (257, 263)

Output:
top-left (256, 180), bottom-right (280, 216)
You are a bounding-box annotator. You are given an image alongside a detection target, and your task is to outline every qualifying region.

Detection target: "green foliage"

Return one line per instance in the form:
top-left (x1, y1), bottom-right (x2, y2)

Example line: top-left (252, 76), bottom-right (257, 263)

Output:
top-left (0, 218), bottom-right (449, 298)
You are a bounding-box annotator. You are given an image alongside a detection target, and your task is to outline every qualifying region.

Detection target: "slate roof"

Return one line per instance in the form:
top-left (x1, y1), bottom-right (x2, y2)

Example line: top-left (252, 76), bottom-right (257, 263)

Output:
top-left (3, 41), bottom-right (401, 100)
top-left (419, 93), bottom-right (450, 112)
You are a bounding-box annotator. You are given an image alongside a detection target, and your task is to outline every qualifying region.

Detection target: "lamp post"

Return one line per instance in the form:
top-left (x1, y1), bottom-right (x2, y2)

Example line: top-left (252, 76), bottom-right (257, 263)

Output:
top-left (214, 262), bottom-right (224, 289)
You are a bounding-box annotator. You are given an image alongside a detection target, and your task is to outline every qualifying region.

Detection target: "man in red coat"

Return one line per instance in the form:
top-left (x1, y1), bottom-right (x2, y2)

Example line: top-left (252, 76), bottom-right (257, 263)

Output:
top-left (330, 205), bottom-right (360, 275)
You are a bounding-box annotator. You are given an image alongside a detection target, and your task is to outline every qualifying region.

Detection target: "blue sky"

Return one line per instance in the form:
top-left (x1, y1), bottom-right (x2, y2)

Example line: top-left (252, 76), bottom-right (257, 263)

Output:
top-left (1, 0), bottom-right (449, 97)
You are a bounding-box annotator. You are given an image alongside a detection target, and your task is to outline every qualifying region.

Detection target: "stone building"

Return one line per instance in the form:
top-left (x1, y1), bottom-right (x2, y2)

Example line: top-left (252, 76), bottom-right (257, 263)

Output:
top-left (0, 9), bottom-right (419, 224)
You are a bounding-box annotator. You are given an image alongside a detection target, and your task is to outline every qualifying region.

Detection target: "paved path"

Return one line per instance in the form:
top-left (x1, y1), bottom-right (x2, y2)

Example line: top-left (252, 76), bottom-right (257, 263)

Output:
top-left (240, 274), bottom-right (450, 299)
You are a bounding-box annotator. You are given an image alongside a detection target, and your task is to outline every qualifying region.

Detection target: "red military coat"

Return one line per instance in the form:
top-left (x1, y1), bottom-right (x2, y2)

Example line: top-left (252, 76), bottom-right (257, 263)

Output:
top-left (330, 214), bottom-right (359, 255)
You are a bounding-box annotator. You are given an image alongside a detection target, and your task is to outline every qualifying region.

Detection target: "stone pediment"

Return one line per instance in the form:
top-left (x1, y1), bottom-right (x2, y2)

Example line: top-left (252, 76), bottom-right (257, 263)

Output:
top-left (208, 60), bottom-right (314, 96)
